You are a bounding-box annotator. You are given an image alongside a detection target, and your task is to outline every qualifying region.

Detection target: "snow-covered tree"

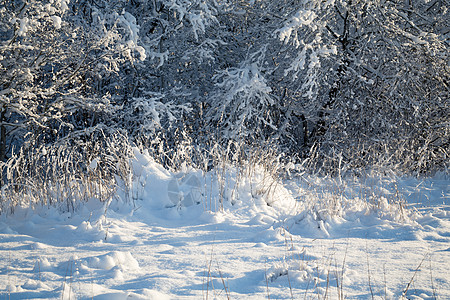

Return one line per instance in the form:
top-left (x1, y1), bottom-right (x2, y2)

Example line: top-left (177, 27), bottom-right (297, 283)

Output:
top-left (274, 0), bottom-right (449, 171)
top-left (0, 0), bottom-right (147, 161)
top-left (2, 0), bottom-right (447, 176)
top-left (83, 0), bottom-right (220, 138)
top-left (207, 47), bottom-right (275, 141)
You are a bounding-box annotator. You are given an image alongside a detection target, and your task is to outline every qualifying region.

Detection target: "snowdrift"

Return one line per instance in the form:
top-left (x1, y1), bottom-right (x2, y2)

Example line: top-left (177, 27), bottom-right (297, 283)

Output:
top-left (0, 148), bottom-right (448, 299)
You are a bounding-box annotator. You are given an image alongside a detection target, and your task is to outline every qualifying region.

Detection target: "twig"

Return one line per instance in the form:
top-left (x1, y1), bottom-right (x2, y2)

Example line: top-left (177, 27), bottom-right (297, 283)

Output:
top-left (340, 239), bottom-right (349, 300)
top-left (383, 263), bottom-right (387, 300)
top-left (365, 241), bottom-right (374, 300)
top-left (282, 226), bottom-right (294, 300)
top-left (429, 254), bottom-right (437, 299)
top-left (216, 261), bottom-right (230, 300)
top-left (265, 259), bottom-right (271, 300)
top-left (403, 254), bottom-right (427, 298)
top-left (205, 241), bottom-right (215, 300)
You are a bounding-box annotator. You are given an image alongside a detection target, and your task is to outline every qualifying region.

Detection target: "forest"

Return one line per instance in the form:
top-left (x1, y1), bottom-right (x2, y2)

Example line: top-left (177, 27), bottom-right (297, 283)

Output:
top-left (0, 1), bottom-right (449, 299)
top-left (1, 0), bottom-right (448, 210)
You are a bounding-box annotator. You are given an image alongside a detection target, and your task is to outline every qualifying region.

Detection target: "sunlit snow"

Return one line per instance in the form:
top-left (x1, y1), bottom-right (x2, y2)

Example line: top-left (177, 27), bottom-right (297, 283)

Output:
top-left (1, 150), bottom-right (448, 299)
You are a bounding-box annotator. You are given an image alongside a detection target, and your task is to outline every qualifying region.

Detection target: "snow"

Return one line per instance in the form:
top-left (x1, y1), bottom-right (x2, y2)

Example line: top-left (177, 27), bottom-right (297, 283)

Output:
top-left (0, 149), bottom-right (449, 299)
top-left (88, 158), bottom-right (99, 171)
top-left (51, 16), bottom-right (62, 30)
top-left (117, 11), bottom-right (146, 61)
top-left (17, 17), bottom-right (30, 37)
top-left (278, 10), bottom-right (317, 45)
top-left (56, 0), bottom-right (69, 14)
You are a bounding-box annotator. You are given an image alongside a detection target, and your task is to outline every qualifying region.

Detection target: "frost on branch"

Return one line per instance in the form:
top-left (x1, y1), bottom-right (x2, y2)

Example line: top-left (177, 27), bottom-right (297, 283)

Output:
top-left (208, 47), bottom-right (276, 141)
top-left (0, 0), bottom-right (146, 162)
top-left (164, 0), bottom-right (218, 40)
top-left (274, 0), bottom-right (449, 172)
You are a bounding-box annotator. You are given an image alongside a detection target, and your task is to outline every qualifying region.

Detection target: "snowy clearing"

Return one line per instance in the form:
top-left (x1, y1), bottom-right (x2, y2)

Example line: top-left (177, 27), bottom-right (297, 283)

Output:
top-left (1, 150), bottom-right (449, 299)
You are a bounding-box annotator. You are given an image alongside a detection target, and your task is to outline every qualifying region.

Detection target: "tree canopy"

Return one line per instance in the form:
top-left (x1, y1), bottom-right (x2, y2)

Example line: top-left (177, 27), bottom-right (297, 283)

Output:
top-left (1, 0), bottom-right (448, 176)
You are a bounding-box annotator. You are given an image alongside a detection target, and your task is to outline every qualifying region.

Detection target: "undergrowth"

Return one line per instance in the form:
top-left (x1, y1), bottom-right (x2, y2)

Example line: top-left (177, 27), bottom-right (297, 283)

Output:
top-left (0, 123), bottom-right (447, 218)
top-left (0, 130), bottom-right (133, 215)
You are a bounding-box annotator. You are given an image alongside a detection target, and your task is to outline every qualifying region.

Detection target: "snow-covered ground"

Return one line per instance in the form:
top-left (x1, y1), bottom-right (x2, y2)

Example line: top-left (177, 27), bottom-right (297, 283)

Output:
top-left (1, 149), bottom-right (449, 299)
